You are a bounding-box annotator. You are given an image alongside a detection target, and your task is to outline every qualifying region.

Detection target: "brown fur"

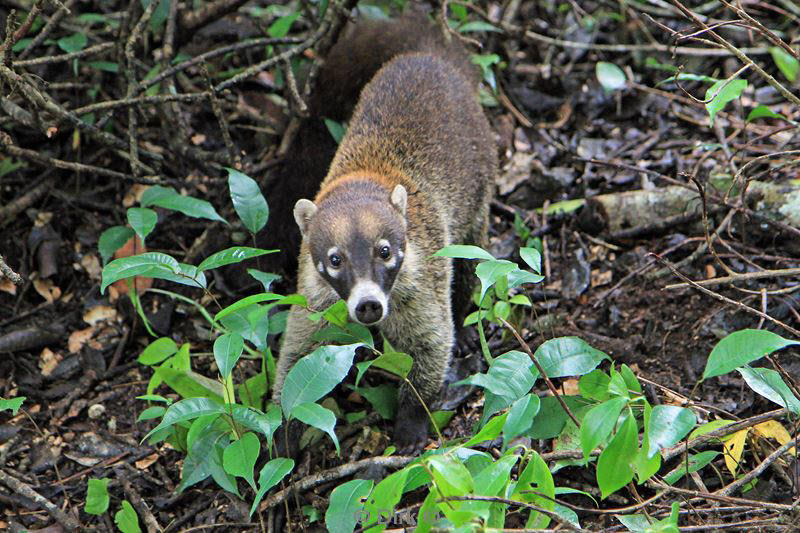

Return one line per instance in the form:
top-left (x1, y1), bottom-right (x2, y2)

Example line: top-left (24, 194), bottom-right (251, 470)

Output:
top-left (272, 17), bottom-right (496, 454)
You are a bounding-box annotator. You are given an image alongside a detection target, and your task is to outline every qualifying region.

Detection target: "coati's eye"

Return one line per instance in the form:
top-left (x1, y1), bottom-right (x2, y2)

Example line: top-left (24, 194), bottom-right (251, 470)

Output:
top-left (379, 245), bottom-right (391, 260)
top-left (329, 253), bottom-right (342, 268)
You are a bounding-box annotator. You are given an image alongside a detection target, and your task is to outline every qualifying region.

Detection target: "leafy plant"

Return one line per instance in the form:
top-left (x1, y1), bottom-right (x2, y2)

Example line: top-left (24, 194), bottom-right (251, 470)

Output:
top-left (98, 169), bottom-right (800, 530)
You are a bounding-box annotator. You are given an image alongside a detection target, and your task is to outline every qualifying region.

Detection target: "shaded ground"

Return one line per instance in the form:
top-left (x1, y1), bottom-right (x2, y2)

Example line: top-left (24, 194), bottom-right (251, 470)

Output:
top-left (1, 0), bottom-right (799, 531)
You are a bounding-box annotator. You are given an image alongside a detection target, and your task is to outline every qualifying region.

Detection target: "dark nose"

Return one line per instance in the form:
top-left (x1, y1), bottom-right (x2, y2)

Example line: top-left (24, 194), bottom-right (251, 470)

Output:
top-left (355, 298), bottom-right (383, 324)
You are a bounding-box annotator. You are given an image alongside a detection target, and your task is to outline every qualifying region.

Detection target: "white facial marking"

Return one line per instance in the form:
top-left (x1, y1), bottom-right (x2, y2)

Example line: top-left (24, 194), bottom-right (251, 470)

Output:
top-left (347, 279), bottom-right (388, 324)
top-left (326, 266), bottom-right (341, 278)
top-left (317, 261), bottom-right (324, 273)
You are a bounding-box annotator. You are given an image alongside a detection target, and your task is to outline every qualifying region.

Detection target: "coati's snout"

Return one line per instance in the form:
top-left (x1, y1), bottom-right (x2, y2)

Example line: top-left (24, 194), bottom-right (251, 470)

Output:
top-left (294, 182), bottom-right (408, 325)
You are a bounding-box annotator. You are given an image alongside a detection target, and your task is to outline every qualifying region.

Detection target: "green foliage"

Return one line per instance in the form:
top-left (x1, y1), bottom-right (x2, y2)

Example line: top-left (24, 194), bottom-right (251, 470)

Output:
top-left (704, 78), bottom-right (747, 126)
top-left (0, 396), bottom-right (25, 415)
top-left (114, 500), bottom-right (141, 533)
top-left (97, 167), bottom-right (800, 529)
top-left (84, 478), bottom-right (110, 515)
top-left (769, 46), bottom-right (799, 82)
top-left (596, 61), bottom-right (627, 93)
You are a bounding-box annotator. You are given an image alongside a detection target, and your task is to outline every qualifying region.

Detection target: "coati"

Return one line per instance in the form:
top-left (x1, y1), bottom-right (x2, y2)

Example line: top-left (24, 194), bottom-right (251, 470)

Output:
top-left (271, 16), bottom-right (497, 454)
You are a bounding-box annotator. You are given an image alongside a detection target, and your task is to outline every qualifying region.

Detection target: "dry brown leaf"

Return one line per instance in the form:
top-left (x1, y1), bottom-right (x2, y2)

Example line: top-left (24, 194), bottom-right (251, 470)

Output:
top-left (33, 277), bottom-right (61, 303)
top-left (135, 453), bottom-right (160, 470)
top-left (591, 269), bottom-right (613, 287)
top-left (68, 327), bottom-right (94, 353)
top-left (39, 347), bottom-right (62, 377)
top-left (561, 378), bottom-right (580, 395)
top-left (123, 184), bottom-right (150, 207)
top-left (0, 278), bottom-right (16, 295)
top-left (191, 133), bottom-right (207, 145)
top-left (80, 253), bottom-right (103, 280)
top-left (83, 305), bottom-right (117, 326)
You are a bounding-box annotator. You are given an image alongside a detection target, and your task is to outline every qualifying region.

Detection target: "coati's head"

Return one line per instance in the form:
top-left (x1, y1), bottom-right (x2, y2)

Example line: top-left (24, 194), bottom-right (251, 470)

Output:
top-left (294, 179), bottom-right (407, 326)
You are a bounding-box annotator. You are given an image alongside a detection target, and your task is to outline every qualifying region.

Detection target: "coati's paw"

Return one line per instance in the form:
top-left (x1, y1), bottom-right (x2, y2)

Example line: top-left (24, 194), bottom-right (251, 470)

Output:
top-left (273, 418), bottom-right (304, 459)
top-left (393, 410), bottom-right (429, 455)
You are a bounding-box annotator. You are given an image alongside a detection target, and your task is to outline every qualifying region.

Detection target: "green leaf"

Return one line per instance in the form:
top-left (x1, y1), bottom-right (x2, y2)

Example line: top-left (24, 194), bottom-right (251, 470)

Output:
top-left (579, 369), bottom-right (610, 402)
top-left (138, 337), bottom-right (178, 365)
top-left (136, 406), bottom-right (165, 421)
top-left (0, 396), bottom-right (25, 415)
top-left (434, 244), bottom-right (494, 261)
top-left (114, 500), bottom-right (141, 533)
top-left (281, 344), bottom-right (360, 417)
top-left (323, 118), bottom-right (346, 143)
top-left (356, 346), bottom-right (413, 383)
top-left (458, 20), bottom-right (501, 33)
top-left (250, 458), bottom-right (294, 516)
top-left (267, 12), bottom-right (300, 38)
top-left (247, 269), bottom-right (281, 291)
top-left (503, 393), bottom-right (540, 443)
top-left (127, 207), bottom-right (157, 243)
top-left (769, 46), bottom-right (799, 82)
top-left (703, 329), bottom-right (799, 380)
top-left (88, 61), bottom-right (119, 73)
top-left (663, 450), bottom-right (719, 485)
top-left (362, 469), bottom-right (411, 533)
top-left (528, 395), bottom-right (588, 439)
top-left (580, 396), bottom-right (628, 461)
top-left (291, 402), bottom-right (339, 452)
top-left (519, 247), bottom-right (542, 274)
top-left (738, 366), bottom-right (800, 414)
top-left (456, 350), bottom-right (536, 402)
top-left (100, 252), bottom-right (178, 293)
top-left (214, 292), bottom-right (285, 321)
top-left (647, 405), bottom-right (697, 458)
top-left (463, 411), bottom-right (509, 447)
top-left (535, 337), bottom-right (610, 378)
top-left (746, 105), bottom-right (787, 122)
top-left (597, 413), bottom-right (637, 499)
top-left (355, 384), bottom-right (397, 419)
top-left (476, 259), bottom-right (518, 302)
top-left (213, 333), bottom-right (244, 379)
top-left (98, 226), bottom-right (135, 265)
top-left (596, 61), bottom-right (627, 93)
top-left (223, 432), bottom-right (260, 490)
top-left (688, 419), bottom-right (734, 441)
top-left (633, 402), bottom-right (661, 483)
top-left (85, 478), bottom-right (110, 515)
top-left (140, 185), bottom-right (226, 223)
top-left (227, 168), bottom-right (269, 233)
top-left (325, 479), bottom-right (374, 533)
top-left (57, 33), bottom-right (88, 53)
top-left (198, 246), bottom-right (276, 271)
top-left (230, 404), bottom-right (281, 447)
top-left (471, 53), bottom-right (500, 91)
top-left (178, 429), bottom-right (237, 495)
top-left (506, 269), bottom-right (544, 289)
top-left (144, 397), bottom-right (226, 440)
top-left (705, 78), bottom-right (747, 126)
top-left (512, 452), bottom-right (555, 528)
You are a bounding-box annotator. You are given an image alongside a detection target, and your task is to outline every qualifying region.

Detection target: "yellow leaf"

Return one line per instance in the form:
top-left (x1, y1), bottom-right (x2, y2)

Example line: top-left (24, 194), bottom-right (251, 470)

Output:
top-left (723, 428), bottom-right (749, 477)
top-left (754, 420), bottom-right (794, 455)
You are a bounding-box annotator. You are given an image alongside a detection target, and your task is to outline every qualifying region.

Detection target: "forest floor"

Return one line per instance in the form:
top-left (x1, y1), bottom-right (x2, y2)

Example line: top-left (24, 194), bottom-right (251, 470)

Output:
top-left (1, 0), bottom-right (799, 531)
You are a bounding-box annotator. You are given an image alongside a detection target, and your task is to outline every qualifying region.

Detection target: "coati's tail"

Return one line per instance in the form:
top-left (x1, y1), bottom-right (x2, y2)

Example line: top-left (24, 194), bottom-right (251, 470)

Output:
top-left (257, 15), bottom-right (479, 280)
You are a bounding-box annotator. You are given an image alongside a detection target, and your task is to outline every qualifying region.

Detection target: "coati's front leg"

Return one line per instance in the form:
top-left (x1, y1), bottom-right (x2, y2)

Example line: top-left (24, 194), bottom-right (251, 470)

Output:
top-left (382, 286), bottom-right (454, 454)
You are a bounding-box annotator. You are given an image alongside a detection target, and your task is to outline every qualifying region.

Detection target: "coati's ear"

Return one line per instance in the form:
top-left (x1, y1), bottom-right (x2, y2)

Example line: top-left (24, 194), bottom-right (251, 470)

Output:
top-left (390, 185), bottom-right (407, 217)
top-left (294, 199), bottom-right (318, 236)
